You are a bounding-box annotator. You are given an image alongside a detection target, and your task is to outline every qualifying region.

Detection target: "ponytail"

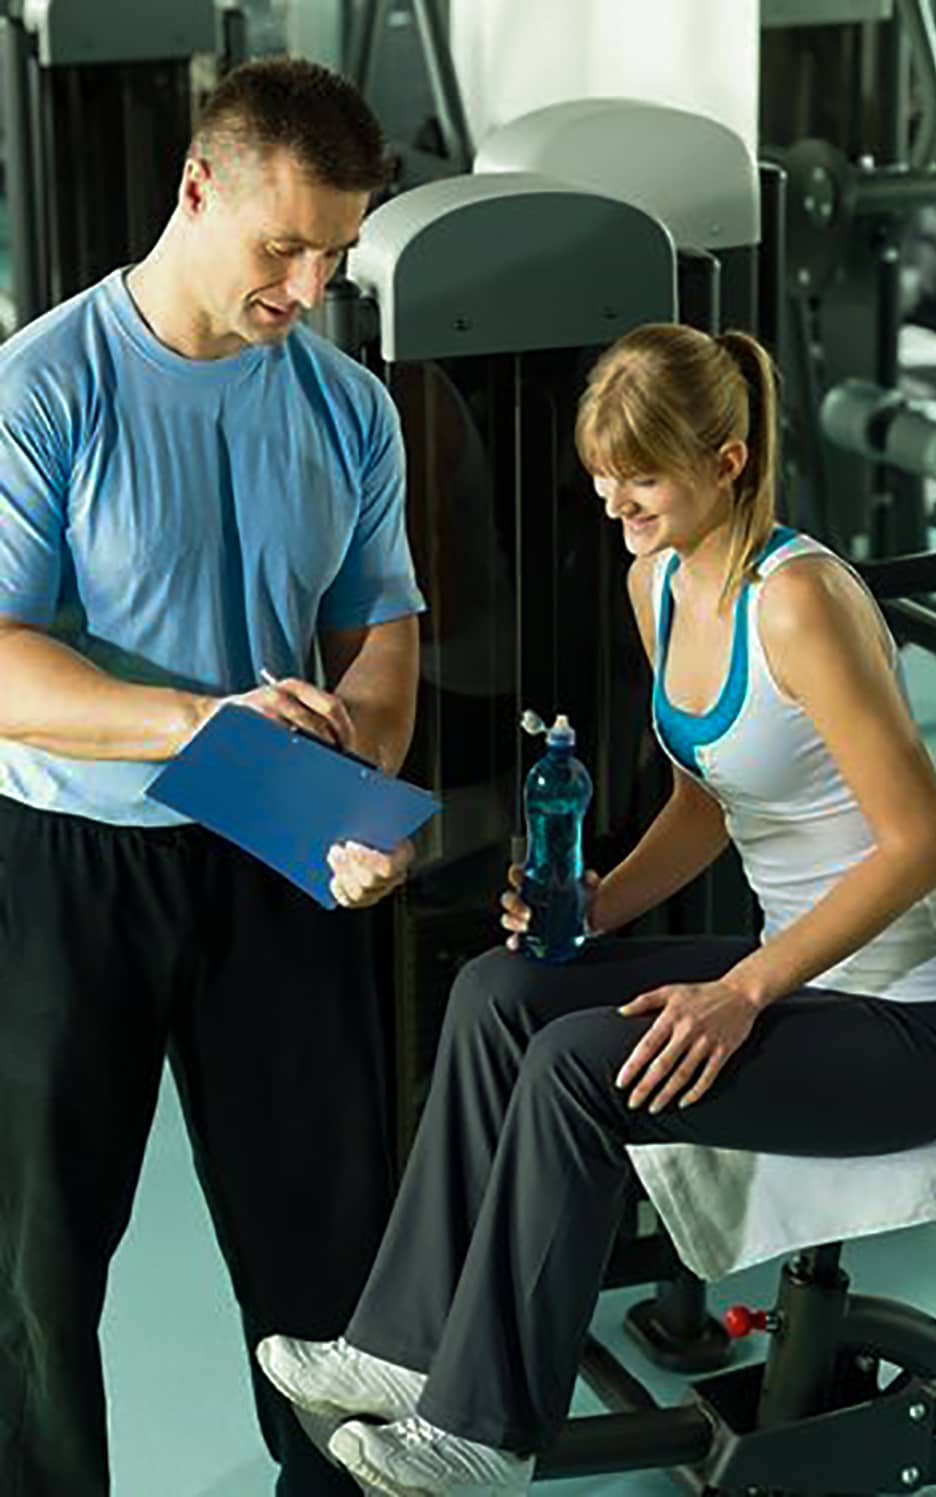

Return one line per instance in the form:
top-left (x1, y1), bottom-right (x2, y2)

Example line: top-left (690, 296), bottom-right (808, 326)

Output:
top-left (715, 330), bottom-right (780, 605)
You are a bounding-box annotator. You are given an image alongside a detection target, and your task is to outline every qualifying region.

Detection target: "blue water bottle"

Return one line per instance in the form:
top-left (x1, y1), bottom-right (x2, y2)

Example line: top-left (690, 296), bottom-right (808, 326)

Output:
top-left (518, 710), bottom-right (594, 963)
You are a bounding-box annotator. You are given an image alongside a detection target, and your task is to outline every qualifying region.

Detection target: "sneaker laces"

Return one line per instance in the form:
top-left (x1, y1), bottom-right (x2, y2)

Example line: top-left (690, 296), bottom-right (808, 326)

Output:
top-left (397, 1415), bottom-right (443, 1450)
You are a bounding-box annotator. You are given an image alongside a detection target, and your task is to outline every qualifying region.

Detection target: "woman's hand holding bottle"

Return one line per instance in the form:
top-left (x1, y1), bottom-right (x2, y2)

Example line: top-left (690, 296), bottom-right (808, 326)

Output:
top-left (501, 865), bottom-right (602, 952)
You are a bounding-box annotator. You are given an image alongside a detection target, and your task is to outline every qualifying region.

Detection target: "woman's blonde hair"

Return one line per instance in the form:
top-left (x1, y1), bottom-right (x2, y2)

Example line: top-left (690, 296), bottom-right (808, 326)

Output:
top-left (575, 323), bottom-right (779, 605)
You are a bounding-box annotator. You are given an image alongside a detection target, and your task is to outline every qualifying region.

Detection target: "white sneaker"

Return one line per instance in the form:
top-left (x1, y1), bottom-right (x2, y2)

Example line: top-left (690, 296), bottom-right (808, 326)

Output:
top-left (256, 1335), bottom-right (427, 1461)
top-left (329, 1413), bottom-right (536, 1495)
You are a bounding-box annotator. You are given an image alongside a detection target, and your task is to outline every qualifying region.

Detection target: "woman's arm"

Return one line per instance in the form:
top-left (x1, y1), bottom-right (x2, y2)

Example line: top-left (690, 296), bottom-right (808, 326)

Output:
top-left (591, 768), bottom-right (728, 931)
top-left (722, 556), bottom-right (936, 1010)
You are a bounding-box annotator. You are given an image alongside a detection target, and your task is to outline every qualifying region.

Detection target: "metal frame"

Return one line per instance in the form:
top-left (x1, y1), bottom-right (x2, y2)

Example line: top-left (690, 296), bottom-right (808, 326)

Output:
top-left (536, 1230), bottom-right (936, 1492)
top-left (349, 0), bottom-right (473, 170)
top-left (896, 0), bottom-right (936, 167)
top-left (1, 16), bottom-right (47, 321)
top-left (762, 0), bottom-right (894, 22)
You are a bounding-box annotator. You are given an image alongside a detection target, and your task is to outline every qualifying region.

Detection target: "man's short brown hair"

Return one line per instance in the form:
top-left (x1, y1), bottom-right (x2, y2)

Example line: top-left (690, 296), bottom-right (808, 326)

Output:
top-left (193, 56), bottom-right (387, 192)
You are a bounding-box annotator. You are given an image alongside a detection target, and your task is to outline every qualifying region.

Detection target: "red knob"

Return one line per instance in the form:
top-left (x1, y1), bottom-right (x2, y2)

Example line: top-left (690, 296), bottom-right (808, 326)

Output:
top-left (724, 1305), bottom-right (770, 1339)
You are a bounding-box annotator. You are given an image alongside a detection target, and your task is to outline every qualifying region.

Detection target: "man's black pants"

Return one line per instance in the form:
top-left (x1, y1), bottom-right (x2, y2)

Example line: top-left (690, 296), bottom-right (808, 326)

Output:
top-left (0, 794), bottom-right (393, 1497)
top-left (346, 939), bottom-right (936, 1455)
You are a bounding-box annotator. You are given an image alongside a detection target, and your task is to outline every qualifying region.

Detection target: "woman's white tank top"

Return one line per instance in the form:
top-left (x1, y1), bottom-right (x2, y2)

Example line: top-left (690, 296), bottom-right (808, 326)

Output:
top-left (650, 525), bottom-right (936, 1001)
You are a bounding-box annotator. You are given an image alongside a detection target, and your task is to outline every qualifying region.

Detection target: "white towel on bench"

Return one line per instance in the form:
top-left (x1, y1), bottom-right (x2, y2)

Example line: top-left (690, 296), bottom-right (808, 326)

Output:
top-left (627, 1139), bottom-right (936, 1281)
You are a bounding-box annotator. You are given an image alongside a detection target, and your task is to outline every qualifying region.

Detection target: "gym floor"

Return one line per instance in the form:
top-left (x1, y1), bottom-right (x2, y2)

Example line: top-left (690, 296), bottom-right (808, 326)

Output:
top-left (101, 641), bottom-right (936, 1496)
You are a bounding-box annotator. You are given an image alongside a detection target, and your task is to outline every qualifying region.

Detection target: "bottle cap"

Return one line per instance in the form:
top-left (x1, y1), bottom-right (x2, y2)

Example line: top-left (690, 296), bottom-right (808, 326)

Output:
top-left (546, 714), bottom-right (575, 747)
top-left (520, 710), bottom-right (576, 746)
top-left (520, 709), bottom-right (547, 736)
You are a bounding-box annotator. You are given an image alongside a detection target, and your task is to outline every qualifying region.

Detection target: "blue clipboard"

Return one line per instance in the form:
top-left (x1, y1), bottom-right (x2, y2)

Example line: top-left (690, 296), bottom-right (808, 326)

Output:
top-left (147, 704), bottom-right (441, 908)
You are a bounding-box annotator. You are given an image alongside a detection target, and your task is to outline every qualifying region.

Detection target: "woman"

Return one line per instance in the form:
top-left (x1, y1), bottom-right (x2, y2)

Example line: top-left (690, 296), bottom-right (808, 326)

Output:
top-left (256, 324), bottom-right (936, 1495)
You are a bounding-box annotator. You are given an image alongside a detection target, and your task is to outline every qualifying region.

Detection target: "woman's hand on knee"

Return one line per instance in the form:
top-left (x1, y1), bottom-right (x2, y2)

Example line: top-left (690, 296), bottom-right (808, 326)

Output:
top-left (613, 979), bottom-right (760, 1112)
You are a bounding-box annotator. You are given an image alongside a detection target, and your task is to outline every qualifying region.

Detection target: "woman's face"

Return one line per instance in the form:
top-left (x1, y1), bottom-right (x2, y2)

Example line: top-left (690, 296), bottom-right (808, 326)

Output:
top-left (592, 468), bottom-right (730, 558)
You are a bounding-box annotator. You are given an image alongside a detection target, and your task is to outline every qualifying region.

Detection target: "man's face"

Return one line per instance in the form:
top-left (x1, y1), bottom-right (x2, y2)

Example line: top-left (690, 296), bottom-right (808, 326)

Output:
top-left (187, 147), bottom-right (369, 352)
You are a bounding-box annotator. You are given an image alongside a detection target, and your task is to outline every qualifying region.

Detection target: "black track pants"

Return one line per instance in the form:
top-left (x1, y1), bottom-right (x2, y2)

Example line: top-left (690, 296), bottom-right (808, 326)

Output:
top-left (346, 938), bottom-right (936, 1454)
top-left (0, 795), bottom-right (394, 1497)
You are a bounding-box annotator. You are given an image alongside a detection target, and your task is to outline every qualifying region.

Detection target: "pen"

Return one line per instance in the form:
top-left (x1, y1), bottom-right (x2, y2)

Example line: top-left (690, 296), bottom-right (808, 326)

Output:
top-left (259, 668), bottom-right (305, 735)
top-left (260, 668), bottom-right (304, 735)
top-left (259, 669), bottom-right (337, 751)
top-left (259, 668), bottom-right (357, 760)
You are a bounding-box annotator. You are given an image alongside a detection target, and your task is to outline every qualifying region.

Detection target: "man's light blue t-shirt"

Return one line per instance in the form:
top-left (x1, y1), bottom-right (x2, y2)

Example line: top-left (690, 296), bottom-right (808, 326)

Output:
top-left (0, 270), bottom-right (425, 825)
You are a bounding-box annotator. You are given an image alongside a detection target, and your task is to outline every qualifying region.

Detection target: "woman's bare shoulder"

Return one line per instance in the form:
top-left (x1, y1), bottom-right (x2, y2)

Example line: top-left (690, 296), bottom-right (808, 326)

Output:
top-left (758, 554), bottom-right (892, 698)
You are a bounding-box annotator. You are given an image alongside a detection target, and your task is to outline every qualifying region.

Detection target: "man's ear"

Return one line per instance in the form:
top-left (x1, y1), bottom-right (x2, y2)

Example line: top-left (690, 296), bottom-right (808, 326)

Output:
top-left (179, 157), bottom-right (212, 217)
top-left (718, 438), bottom-right (748, 486)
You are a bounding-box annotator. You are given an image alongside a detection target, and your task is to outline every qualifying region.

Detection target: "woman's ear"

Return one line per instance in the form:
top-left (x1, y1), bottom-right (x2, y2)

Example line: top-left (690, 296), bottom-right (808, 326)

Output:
top-left (718, 439), bottom-right (748, 486)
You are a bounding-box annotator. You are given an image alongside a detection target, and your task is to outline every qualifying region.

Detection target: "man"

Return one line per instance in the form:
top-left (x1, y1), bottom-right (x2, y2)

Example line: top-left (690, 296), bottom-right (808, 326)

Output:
top-left (0, 56), bottom-right (422, 1497)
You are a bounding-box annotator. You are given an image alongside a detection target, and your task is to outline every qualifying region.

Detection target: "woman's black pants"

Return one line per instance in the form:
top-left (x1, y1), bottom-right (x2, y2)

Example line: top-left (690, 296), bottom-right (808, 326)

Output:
top-left (346, 938), bottom-right (936, 1456)
top-left (0, 795), bottom-right (393, 1497)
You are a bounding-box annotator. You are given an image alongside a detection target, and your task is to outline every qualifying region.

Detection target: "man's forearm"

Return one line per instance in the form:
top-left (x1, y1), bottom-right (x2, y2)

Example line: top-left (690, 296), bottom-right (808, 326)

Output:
top-left (322, 616), bottom-right (420, 775)
top-left (342, 695), bottom-right (415, 775)
top-left (0, 624), bottom-right (215, 760)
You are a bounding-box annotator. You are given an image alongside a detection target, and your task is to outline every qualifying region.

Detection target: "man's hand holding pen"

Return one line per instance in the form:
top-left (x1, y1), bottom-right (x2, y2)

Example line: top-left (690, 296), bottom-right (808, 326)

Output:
top-left (240, 667), bottom-right (356, 751)
top-left (251, 669), bottom-right (413, 910)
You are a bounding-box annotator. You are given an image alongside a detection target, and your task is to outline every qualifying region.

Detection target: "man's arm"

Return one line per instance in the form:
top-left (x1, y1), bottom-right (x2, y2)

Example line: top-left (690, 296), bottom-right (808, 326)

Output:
top-left (0, 619), bottom-right (363, 761)
top-left (0, 376), bottom-right (208, 758)
top-left (0, 618), bottom-right (215, 760)
top-left (319, 614), bottom-right (420, 775)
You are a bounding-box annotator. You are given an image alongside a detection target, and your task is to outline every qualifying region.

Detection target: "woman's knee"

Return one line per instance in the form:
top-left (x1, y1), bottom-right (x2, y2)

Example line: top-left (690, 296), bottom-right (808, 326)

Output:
top-left (520, 1010), bottom-right (653, 1100)
top-left (444, 947), bottom-right (545, 1040)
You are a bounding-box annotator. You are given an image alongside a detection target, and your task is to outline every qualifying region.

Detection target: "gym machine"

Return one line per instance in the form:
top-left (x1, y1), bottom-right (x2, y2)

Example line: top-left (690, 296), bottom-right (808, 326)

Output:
top-left (473, 97), bottom-right (768, 340)
top-left (537, 1228), bottom-right (936, 1494)
top-left (761, 0), bottom-right (936, 559)
top-left (0, 0), bottom-right (244, 325)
